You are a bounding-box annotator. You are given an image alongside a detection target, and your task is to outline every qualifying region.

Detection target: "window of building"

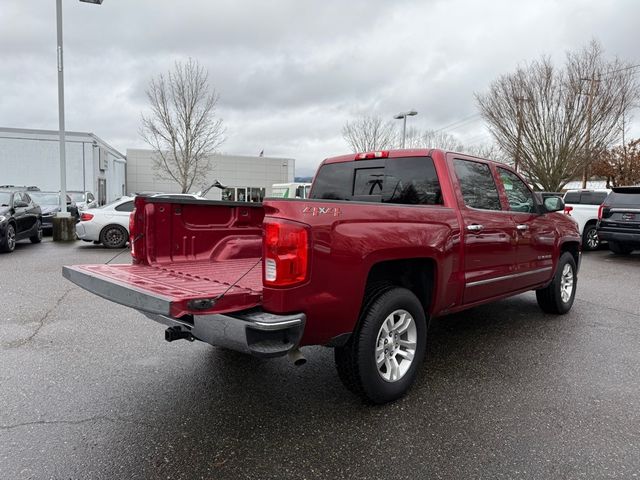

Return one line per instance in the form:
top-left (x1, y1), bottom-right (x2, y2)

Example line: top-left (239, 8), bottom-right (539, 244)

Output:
top-left (453, 159), bottom-right (501, 211)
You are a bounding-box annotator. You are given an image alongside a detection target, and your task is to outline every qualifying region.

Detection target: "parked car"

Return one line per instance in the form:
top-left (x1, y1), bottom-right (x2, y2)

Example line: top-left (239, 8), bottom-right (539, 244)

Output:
top-left (271, 182), bottom-right (312, 199)
top-left (29, 191), bottom-right (80, 231)
top-left (597, 186), bottom-right (640, 254)
top-left (68, 191), bottom-right (98, 211)
top-left (562, 189), bottom-right (610, 251)
top-left (63, 149), bottom-right (581, 404)
top-left (0, 187), bottom-right (42, 252)
top-left (75, 196), bottom-right (134, 248)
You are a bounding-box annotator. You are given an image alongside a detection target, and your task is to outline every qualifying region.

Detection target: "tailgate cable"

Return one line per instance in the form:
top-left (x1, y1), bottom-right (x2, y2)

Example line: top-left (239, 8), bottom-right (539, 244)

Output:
top-left (187, 257), bottom-right (262, 311)
top-left (104, 234), bottom-right (144, 265)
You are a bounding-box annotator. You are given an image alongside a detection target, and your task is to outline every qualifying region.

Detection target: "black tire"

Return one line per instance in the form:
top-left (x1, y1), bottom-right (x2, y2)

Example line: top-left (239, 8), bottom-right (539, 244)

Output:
top-left (30, 220), bottom-right (43, 244)
top-left (99, 224), bottom-right (128, 249)
top-left (608, 241), bottom-right (633, 255)
top-left (582, 224), bottom-right (599, 251)
top-left (536, 252), bottom-right (577, 314)
top-left (334, 287), bottom-right (427, 404)
top-left (0, 223), bottom-right (17, 253)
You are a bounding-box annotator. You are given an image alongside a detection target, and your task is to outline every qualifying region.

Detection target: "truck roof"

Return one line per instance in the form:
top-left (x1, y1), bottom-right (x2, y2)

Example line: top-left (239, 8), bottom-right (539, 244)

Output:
top-left (321, 148), bottom-right (499, 166)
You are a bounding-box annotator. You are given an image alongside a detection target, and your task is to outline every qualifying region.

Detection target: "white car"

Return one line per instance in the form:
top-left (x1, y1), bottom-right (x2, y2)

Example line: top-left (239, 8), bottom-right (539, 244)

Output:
top-left (75, 196), bottom-right (134, 249)
top-left (562, 189), bottom-right (610, 251)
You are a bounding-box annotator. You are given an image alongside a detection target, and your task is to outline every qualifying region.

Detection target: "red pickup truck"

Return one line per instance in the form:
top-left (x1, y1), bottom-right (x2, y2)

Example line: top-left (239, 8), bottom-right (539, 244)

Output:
top-left (63, 149), bottom-right (581, 404)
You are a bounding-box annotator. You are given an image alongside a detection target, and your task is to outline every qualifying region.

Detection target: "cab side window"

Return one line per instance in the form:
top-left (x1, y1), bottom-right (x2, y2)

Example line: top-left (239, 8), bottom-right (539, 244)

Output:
top-left (453, 159), bottom-right (501, 210)
top-left (13, 193), bottom-right (23, 207)
top-left (498, 168), bottom-right (536, 213)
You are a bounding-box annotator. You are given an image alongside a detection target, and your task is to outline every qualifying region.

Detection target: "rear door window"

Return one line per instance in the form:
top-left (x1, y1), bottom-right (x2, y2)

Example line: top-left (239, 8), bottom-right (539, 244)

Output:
top-left (563, 192), bottom-right (580, 203)
top-left (311, 157), bottom-right (443, 205)
top-left (580, 192), bottom-right (608, 205)
top-left (453, 159), bottom-right (501, 211)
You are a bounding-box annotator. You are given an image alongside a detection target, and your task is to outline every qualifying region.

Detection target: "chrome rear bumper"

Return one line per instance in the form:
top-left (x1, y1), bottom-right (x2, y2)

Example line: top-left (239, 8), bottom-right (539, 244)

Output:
top-left (142, 309), bottom-right (306, 358)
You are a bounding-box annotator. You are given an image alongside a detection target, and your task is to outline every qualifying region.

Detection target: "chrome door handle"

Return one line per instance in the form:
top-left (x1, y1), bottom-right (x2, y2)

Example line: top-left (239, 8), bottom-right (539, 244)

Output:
top-left (516, 224), bottom-right (529, 231)
top-left (466, 224), bottom-right (484, 232)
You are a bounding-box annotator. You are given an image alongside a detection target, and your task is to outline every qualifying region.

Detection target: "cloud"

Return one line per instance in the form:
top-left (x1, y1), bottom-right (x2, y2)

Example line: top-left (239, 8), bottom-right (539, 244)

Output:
top-left (1, 0), bottom-right (639, 176)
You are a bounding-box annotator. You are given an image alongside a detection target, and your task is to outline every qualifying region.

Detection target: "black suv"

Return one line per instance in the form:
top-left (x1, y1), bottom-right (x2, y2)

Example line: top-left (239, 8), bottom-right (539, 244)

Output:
top-left (0, 188), bottom-right (43, 253)
top-left (597, 186), bottom-right (640, 255)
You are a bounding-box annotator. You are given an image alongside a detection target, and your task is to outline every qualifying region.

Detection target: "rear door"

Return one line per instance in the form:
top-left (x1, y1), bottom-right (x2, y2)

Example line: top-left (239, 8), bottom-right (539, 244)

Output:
top-left (450, 157), bottom-right (518, 304)
top-left (496, 167), bottom-right (555, 289)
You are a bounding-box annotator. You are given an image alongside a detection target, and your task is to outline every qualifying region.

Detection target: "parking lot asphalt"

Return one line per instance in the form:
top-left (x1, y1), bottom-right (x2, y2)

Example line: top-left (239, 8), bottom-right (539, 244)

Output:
top-left (1, 239), bottom-right (639, 480)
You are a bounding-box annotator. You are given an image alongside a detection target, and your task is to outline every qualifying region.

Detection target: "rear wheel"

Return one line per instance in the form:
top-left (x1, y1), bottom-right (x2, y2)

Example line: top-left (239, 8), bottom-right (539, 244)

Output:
top-left (30, 220), bottom-right (43, 243)
top-left (100, 224), bottom-right (128, 249)
top-left (582, 224), bottom-right (599, 251)
top-left (536, 252), bottom-right (577, 314)
top-left (334, 287), bottom-right (427, 404)
top-left (608, 241), bottom-right (634, 255)
top-left (1, 223), bottom-right (17, 253)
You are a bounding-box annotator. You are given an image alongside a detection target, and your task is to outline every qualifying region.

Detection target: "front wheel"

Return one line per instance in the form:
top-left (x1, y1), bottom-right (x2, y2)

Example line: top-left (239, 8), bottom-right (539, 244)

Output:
top-left (536, 252), bottom-right (577, 314)
top-left (334, 287), bottom-right (427, 404)
top-left (1, 223), bottom-right (17, 253)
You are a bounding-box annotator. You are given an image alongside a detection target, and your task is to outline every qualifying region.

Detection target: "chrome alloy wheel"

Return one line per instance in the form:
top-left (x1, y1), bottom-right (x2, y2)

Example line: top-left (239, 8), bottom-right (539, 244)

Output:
top-left (586, 229), bottom-right (599, 249)
top-left (560, 263), bottom-right (574, 303)
top-left (375, 309), bottom-right (417, 382)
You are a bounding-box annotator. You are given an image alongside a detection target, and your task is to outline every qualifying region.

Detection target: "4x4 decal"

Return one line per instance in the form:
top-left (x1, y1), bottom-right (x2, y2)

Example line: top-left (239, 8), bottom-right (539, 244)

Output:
top-left (302, 206), bottom-right (342, 217)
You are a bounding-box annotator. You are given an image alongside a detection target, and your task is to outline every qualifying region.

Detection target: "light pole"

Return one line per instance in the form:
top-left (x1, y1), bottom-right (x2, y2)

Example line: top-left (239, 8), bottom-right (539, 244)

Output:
top-left (393, 110), bottom-right (418, 149)
top-left (55, 0), bottom-right (104, 222)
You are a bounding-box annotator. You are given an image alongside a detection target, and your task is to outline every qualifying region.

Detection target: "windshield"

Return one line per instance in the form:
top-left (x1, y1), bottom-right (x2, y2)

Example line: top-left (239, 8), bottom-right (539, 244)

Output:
top-left (68, 192), bottom-right (85, 202)
top-left (31, 192), bottom-right (71, 205)
top-left (0, 192), bottom-right (11, 206)
top-left (607, 191), bottom-right (640, 206)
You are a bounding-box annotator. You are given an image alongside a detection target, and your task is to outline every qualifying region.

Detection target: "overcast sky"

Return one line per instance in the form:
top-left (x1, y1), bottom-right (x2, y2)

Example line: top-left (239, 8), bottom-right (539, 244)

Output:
top-left (1, 0), bottom-right (639, 176)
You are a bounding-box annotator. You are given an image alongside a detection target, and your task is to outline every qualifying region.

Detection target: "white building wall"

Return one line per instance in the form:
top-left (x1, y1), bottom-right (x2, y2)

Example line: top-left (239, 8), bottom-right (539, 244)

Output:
top-left (126, 149), bottom-right (295, 200)
top-left (0, 128), bottom-right (126, 203)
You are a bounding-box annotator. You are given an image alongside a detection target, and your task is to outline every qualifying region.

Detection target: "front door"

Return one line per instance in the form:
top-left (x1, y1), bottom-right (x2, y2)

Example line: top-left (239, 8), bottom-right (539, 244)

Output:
top-left (496, 167), bottom-right (555, 289)
top-left (451, 157), bottom-right (518, 304)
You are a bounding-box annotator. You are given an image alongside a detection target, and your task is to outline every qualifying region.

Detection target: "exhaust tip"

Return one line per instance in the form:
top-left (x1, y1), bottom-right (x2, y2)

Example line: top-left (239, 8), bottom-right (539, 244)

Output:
top-left (288, 348), bottom-right (306, 366)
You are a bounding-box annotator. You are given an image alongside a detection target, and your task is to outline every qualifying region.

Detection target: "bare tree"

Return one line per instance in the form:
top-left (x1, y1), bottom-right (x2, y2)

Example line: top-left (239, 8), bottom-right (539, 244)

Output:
top-left (140, 58), bottom-right (225, 193)
top-left (420, 129), bottom-right (466, 151)
top-left (476, 40), bottom-right (638, 191)
top-left (342, 115), bottom-right (397, 152)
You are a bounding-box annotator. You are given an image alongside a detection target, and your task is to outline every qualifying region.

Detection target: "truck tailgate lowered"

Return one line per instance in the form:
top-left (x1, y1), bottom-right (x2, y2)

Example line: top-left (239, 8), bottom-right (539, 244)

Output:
top-left (63, 257), bottom-right (263, 317)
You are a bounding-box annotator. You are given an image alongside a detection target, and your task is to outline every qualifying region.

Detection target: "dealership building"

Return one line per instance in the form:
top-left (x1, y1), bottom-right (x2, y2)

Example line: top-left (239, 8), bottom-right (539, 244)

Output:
top-left (125, 148), bottom-right (295, 201)
top-left (0, 127), bottom-right (127, 204)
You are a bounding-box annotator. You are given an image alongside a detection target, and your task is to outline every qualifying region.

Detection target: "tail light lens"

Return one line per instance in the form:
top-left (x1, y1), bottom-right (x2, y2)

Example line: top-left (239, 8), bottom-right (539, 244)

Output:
top-left (564, 206), bottom-right (573, 215)
top-left (80, 213), bottom-right (94, 222)
top-left (263, 220), bottom-right (309, 287)
top-left (598, 204), bottom-right (605, 220)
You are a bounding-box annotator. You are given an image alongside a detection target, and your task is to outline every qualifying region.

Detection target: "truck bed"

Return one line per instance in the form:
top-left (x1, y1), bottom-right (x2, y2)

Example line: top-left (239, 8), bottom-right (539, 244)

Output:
top-left (63, 257), bottom-right (263, 318)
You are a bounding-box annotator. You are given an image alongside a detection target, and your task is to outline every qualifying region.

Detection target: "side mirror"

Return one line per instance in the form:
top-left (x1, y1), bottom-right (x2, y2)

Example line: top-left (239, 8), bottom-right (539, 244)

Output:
top-left (543, 196), bottom-right (564, 213)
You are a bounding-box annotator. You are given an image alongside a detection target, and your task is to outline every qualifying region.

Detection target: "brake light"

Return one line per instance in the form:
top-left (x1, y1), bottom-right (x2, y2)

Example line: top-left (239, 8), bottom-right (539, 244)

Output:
top-left (355, 151), bottom-right (389, 160)
top-left (80, 213), bottom-right (94, 222)
top-left (598, 203), bottom-right (604, 220)
top-left (564, 206), bottom-right (573, 215)
top-left (263, 220), bottom-right (309, 287)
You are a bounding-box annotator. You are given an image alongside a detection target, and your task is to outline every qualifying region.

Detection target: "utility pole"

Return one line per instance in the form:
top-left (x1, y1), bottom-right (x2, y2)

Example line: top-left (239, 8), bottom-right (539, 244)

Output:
top-left (581, 74), bottom-right (600, 188)
top-left (514, 97), bottom-right (532, 172)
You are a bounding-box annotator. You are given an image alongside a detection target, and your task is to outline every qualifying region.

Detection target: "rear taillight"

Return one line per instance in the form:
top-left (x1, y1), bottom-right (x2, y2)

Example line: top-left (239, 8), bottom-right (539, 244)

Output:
top-left (564, 206), bottom-right (573, 215)
top-left (263, 220), bottom-right (309, 287)
top-left (598, 204), bottom-right (605, 220)
top-left (80, 213), bottom-right (94, 222)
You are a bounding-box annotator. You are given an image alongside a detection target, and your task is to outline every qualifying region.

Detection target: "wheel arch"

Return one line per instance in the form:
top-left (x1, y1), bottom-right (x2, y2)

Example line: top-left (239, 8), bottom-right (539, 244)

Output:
top-left (362, 257), bottom-right (436, 319)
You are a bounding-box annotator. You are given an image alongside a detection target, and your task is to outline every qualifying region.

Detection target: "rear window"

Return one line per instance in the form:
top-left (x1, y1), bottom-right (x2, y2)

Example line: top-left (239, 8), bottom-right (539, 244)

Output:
top-left (606, 191), bottom-right (640, 206)
top-left (564, 191), bottom-right (608, 205)
top-left (310, 157), bottom-right (443, 205)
